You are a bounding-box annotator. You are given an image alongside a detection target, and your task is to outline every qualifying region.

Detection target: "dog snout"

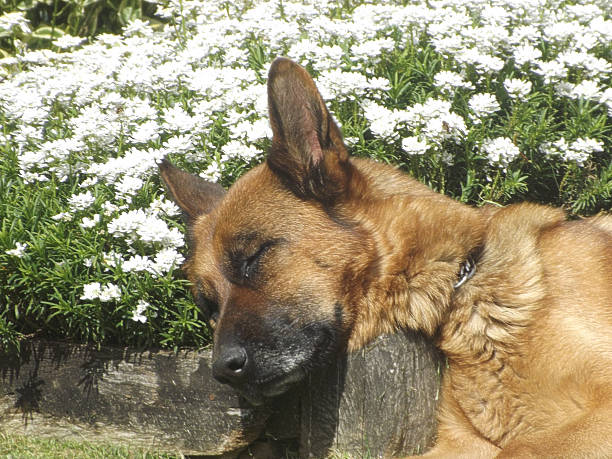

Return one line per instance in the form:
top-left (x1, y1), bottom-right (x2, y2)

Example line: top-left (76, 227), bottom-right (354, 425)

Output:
top-left (212, 344), bottom-right (248, 385)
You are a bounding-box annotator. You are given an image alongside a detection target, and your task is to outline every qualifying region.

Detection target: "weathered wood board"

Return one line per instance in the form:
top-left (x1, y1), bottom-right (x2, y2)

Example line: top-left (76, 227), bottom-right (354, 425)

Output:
top-left (0, 341), bottom-right (276, 455)
top-left (300, 332), bottom-right (443, 458)
top-left (0, 332), bottom-right (443, 457)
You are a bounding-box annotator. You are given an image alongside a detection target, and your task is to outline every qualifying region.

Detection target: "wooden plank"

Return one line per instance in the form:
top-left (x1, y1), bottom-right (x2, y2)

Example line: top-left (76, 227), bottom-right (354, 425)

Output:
top-left (0, 340), bottom-right (273, 455)
top-left (0, 333), bottom-right (443, 457)
top-left (300, 332), bottom-right (443, 458)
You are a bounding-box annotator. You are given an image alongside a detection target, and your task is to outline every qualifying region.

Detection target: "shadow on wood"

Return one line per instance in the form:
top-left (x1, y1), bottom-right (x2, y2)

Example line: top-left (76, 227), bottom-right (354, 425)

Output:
top-left (0, 333), bottom-right (442, 457)
top-left (298, 331), bottom-right (442, 458)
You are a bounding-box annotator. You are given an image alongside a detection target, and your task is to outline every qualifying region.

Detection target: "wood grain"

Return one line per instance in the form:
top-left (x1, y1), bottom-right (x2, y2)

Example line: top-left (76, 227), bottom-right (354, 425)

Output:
top-left (0, 333), bottom-right (442, 457)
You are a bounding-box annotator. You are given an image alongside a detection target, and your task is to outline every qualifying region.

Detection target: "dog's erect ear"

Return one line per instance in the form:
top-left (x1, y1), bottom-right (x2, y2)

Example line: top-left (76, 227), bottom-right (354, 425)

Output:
top-left (267, 57), bottom-right (350, 202)
top-left (159, 159), bottom-right (226, 221)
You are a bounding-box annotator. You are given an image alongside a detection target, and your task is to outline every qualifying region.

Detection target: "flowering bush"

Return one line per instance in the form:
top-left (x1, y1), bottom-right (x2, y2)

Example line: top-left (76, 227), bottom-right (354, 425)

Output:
top-left (0, 0), bottom-right (159, 57)
top-left (1, 0), bottom-right (610, 352)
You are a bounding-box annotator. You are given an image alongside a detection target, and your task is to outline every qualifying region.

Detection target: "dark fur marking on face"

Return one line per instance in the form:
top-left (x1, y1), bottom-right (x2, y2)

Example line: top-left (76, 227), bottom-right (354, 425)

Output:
top-left (315, 258), bottom-right (332, 269)
top-left (212, 304), bottom-right (343, 405)
top-left (334, 302), bottom-right (344, 328)
top-left (193, 281), bottom-right (220, 327)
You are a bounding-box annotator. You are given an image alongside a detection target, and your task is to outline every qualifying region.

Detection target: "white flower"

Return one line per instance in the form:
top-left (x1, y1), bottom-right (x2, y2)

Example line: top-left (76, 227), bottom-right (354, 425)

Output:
top-left (200, 162), bottom-right (222, 182)
top-left (582, 57), bottom-right (611, 80)
top-left (122, 97), bottom-right (157, 124)
top-left (230, 118), bottom-right (271, 143)
top-left (402, 136), bottom-right (429, 155)
top-left (80, 177), bottom-right (99, 188)
top-left (107, 209), bottom-right (184, 248)
top-left (83, 257), bottom-right (95, 268)
top-left (68, 191), bottom-right (96, 212)
top-left (153, 247), bottom-right (185, 275)
top-left (138, 222), bottom-right (184, 248)
top-left (569, 81), bottom-right (601, 101)
top-left (572, 138), bottom-right (603, 153)
top-left (163, 134), bottom-right (194, 154)
top-left (600, 88), bottom-right (612, 116)
top-left (562, 149), bottom-right (590, 165)
top-left (79, 214), bottom-right (100, 229)
top-left (539, 138), bottom-right (568, 157)
top-left (567, 138), bottom-right (603, 165)
top-left (80, 281), bottom-right (120, 302)
top-left (482, 137), bottom-right (520, 168)
top-left (221, 140), bottom-right (261, 162)
top-left (504, 79), bottom-right (532, 101)
top-left (555, 82), bottom-right (574, 98)
top-left (351, 38), bottom-right (395, 62)
top-left (468, 94), bottom-right (500, 121)
top-left (129, 120), bottom-right (160, 144)
top-left (425, 113), bottom-right (467, 144)
top-left (98, 283), bottom-right (121, 302)
top-left (87, 147), bottom-right (163, 184)
top-left (362, 100), bottom-right (402, 139)
top-left (54, 34), bottom-right (86, 49)
top-left (102, 201), bottom-right (121, 217)
top-left (6, 242), bottom-right (27, 258)
top-left (457, 49), bottom-right (504, 74)
top-left (123, 19), bottom-right (153, 37)
top-left (400, 99), bottom-right (466, 145)
top-left (81, 282), bottom-right (102, 301)
top-left (540, 137), bottom-right (600, 166)
top-left (510, 25), bottom-right (540, 44)
top-left (52, 212), bottom-right (73, 222)
top-left (107, 209), bottom-right (147, 236)
top-left (434, 71), bottom-right (474, 93)
top-left (513, 44), bottom-right (542, 66)
top-left (316, 70), bottom-right (390, 99)
top-left (131, 300), bottom-right (150, 323)
top-left (115, 176), bottom-right (144, 202)
top-left (102, 251), bottom-right (124, 268)
top-left (559, 51), bottom-right (591, 69)
top-left (162, 105), bottom-right (197, 133)
top-left (0, 12), bottom-right (31, 34)
top-left (149, 197), bottom-right (181, 217)
top-left (534, 60), bottom-right (567, 84)
top-left (70, 105), bottom-right (120, 147)
top-left (122, 255), bottom-right (155, 273)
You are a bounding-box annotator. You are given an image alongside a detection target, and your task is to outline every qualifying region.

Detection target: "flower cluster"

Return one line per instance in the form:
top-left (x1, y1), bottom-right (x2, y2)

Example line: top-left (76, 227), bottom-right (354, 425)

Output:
top-left (540, 138), bottom-right (605, 166)
top-left (81, 282), bottom-right (122, 302)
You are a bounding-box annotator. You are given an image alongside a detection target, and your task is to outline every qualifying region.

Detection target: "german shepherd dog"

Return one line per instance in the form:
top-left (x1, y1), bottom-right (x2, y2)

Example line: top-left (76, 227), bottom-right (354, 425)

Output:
top-left (160, 58), bottom-right (612, 457)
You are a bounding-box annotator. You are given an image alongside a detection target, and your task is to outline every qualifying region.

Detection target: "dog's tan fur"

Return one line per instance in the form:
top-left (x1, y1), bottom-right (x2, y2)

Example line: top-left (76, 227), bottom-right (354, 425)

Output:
top-left (160, 58), bottom-right (612, 457)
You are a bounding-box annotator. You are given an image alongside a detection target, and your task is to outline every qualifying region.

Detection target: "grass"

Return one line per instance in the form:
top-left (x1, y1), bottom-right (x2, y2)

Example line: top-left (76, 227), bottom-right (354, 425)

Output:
top-left (0, 433), bottom-right (180, 459)
top-left (0, 433), bottom-right (379, 458)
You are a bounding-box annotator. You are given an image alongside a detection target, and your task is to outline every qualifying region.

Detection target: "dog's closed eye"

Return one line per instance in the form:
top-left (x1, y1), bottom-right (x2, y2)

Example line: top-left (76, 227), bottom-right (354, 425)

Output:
top-left (241, 241), bottom-right (274, 280)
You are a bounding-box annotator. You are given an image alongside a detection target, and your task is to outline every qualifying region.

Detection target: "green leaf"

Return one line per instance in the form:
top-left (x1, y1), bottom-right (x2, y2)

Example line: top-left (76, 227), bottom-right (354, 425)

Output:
top-left (31, 26), bottom-right (65, 40)
top-left (119, 4), bottom-right (141, 25)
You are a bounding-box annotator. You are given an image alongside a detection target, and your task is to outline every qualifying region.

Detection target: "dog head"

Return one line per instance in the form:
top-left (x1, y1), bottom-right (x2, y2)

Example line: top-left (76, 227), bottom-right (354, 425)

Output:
top-left (160, 58), bottom-right (377, 405)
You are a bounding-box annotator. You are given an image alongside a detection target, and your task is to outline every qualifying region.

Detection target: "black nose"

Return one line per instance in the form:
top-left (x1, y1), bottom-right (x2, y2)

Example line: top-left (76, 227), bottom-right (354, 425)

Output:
top-left (212, 345), bottom-right (248, 385)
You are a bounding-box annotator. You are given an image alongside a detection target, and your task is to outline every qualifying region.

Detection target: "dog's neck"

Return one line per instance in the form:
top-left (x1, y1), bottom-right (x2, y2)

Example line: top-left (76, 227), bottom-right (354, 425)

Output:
top-left (340, 162), bottom-right (564, 358)
top-left (436, 204), bottom-right (565, 365)
top-left (345, 180), bottom-right (564, 365)
top-left (345, 183), bottom-right (487, 350)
